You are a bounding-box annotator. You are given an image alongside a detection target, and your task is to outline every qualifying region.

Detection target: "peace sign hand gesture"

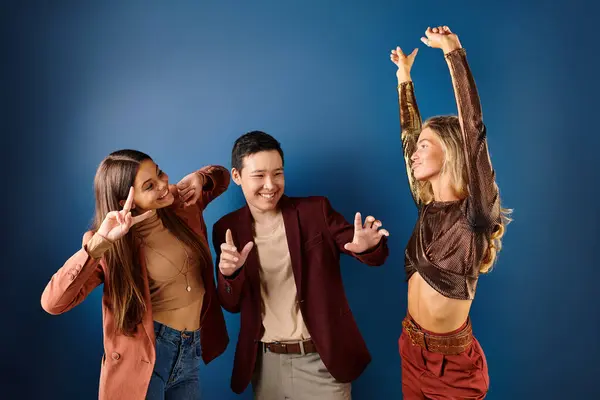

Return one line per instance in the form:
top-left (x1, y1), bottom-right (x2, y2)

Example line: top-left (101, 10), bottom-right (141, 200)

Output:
top-left (96, 187), bottom-right (153, 242)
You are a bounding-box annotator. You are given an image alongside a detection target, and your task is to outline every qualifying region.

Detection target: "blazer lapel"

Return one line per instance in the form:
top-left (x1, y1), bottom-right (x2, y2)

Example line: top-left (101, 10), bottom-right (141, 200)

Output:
top-left (280, 196), bottom-right (303, 299)
top-left (237, 205), bottom-right (261, 288)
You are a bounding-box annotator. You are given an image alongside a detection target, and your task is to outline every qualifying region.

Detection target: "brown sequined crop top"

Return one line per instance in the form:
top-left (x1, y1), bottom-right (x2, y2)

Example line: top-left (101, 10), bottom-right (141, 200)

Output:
top-left (399, 48), bottom-right (501, 300)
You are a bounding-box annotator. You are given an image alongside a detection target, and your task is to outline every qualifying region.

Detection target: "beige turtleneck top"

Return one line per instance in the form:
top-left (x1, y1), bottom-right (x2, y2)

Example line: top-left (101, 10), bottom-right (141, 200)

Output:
top-left (87, 211), bottom-right (206, 331)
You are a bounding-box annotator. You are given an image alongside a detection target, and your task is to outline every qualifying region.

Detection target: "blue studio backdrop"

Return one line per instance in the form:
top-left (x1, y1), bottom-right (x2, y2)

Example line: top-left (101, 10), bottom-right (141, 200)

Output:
top-left (3, 1), bottom-right (598, 399)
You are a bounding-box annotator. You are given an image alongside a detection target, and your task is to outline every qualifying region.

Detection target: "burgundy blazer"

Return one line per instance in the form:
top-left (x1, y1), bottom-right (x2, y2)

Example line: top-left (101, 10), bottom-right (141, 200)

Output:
top-left (41, 166), bottom-right (230, 400)
top-left (212, 195), bottom-right (389, 394)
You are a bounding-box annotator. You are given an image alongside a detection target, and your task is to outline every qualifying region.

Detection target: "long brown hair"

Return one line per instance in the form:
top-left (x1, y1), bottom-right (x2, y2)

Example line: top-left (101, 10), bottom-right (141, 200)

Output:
top-left (92, 149), bottom-right (211, 335)
top-left (417, 116), bottom-right (512, 273)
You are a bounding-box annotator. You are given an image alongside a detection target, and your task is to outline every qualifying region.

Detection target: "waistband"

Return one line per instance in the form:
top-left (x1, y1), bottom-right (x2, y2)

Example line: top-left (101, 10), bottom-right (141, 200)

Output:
top-left (402, 313), bottom-right (473, 355)
top-left (153, 320), bottom-right (201, 343)
top-left (261, 338), bottom-right (317, 355)
top-left (405, 311), bottom-right (468, 336)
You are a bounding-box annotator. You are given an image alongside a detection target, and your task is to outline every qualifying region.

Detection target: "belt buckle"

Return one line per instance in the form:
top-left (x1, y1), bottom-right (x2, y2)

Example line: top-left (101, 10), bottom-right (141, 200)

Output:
top-left (273, 341), bottom-right (287, 354)
top-left (403, 319), bottom-right (425, 348)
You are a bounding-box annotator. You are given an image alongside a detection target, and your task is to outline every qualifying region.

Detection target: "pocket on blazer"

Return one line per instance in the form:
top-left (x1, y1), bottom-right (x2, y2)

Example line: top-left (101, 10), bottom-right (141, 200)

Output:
top-left (303, 232), bottom-right (323, 251)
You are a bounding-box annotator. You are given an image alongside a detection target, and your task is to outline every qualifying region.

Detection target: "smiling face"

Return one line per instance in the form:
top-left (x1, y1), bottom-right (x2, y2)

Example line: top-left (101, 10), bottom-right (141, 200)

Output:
top-left (411, 126), bottom-right (446, 182)
top-left (131, 159), bottom-right (174, 212)
top-left (232, 150), bottom-right (284, 215)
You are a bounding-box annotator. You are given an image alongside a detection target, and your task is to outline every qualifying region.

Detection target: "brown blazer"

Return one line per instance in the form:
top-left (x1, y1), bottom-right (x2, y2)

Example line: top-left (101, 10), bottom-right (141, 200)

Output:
top-left (41, 166), bottom-right (231, 400)
top-left (212, 195), bottom-right (389, 394)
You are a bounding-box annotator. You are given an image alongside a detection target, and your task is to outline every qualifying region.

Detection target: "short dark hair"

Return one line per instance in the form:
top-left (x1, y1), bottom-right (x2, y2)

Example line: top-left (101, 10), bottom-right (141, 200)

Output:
top-left (231, 131), bottom-right (284, 172)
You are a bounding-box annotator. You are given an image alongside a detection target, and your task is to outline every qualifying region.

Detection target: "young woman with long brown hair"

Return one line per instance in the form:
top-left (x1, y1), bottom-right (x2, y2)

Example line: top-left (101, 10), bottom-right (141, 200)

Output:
top-left (41, 149), bottom-right (230, 399)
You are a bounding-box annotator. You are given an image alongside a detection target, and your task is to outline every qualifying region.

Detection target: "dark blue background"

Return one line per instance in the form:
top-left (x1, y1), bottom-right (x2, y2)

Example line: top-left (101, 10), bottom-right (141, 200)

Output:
top-left (3, 1), bottom-right (598, 399)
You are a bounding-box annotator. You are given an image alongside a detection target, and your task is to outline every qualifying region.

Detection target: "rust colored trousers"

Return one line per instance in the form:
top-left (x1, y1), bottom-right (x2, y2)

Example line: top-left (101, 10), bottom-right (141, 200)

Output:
top-left (399, 314), bottom-right (489, 399)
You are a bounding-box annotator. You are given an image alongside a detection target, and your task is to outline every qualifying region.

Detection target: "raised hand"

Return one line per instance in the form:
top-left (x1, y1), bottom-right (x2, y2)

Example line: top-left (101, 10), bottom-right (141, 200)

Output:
top-left (96, 187), bottom-right (153, 242)
top-left (219, 229), bottom-right (254, 277)
top-left (421, 25), bottom-right (462, 54)
top-left (390, 46), bottom-right (418, 82)
top-left (177, 172), bottom-right (206, 207)
top-left (344, 213), bottom-right (390, 254)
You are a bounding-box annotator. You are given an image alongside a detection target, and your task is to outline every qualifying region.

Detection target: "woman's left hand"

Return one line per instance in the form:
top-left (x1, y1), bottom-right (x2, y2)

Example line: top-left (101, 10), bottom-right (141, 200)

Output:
top-left (421, 26), bottom-right (462, 54)
top-left (176, 172), bottom-right (206, 207)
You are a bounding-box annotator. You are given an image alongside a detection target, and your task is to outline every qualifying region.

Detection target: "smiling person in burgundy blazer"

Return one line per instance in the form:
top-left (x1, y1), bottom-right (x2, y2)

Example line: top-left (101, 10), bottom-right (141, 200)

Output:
top-left (212, 131), bottom-right (390, 399)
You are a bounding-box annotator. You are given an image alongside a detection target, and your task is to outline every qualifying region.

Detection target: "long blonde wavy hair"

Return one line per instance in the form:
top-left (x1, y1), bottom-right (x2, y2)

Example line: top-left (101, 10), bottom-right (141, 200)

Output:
top-left (416, 116), bottom-right (512, 273)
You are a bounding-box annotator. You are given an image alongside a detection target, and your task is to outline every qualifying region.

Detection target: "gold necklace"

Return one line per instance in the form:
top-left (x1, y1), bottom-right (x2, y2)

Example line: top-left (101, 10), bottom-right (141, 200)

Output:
top-left (144, 239), bottom-right (193, 292)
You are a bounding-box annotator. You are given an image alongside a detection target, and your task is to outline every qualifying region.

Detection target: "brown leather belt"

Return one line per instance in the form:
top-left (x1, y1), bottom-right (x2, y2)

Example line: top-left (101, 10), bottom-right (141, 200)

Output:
top-left (263, 339), bottom-right (317, 355)
top-left (402, 316), bottom-right (473, 355)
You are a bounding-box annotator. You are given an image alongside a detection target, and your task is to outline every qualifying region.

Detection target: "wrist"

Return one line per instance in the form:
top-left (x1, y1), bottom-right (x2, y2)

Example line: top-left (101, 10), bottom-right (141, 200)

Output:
top-left (86, 232), bottom-right (114, 259)
top-left (355, 245), bottom-right (374, 255)
top-left (396, 72), bottom-right (412, 85)
top-left (95, 232), bottom-right (114, 243)
top-left (442, 39), bottom-right (462, 55)
top-left (95, 229), bottom-right (112, 242)
top-left (222, 266), bottom-right (243, 280)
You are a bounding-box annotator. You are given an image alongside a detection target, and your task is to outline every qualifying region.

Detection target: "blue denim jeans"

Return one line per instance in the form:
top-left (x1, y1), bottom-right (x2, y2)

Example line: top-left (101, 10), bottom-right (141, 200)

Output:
top-left (146, 321), bottom-right (202, 400)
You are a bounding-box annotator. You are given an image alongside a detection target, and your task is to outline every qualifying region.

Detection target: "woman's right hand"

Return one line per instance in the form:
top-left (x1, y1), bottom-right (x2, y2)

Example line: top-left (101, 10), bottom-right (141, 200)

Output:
top-left (390, 46), bottom-right (418, 83)
top-left (96, 187), bottom-right (153, 242)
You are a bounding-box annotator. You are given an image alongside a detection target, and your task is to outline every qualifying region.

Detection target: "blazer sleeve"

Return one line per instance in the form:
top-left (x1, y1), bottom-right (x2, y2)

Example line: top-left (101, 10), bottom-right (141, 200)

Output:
top-left (41, 231), bottom-right (106, 315)
top-left (321, 197), bottom-right (389, 266)
top-left (212, 220), bottom-right (246, 313)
